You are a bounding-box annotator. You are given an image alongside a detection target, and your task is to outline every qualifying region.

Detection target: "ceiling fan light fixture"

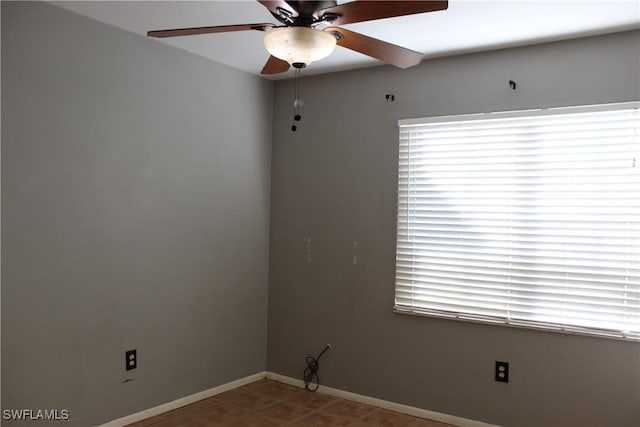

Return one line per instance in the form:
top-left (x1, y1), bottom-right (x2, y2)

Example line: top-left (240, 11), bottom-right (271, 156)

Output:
top-left (264, 27), bottom-right (336, 68)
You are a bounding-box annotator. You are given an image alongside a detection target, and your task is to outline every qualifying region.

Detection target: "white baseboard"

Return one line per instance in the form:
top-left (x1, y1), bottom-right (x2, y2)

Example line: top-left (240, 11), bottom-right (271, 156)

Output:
top-left (98, 371), bottom-right (266, 427)
top-left (99, 370), bottom-right (498, 427)
top-left (266, 372), bottom-right (499, 427)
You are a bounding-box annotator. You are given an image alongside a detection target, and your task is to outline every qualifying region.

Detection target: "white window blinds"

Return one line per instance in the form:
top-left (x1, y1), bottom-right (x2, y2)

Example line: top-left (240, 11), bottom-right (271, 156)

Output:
top-left (395, 103), bottom-right (640, 340)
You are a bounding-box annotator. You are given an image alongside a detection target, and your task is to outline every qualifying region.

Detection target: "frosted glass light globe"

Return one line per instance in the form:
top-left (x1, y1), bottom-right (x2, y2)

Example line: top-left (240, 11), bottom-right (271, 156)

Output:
top-left (264, 27), bottom-right (337, 68)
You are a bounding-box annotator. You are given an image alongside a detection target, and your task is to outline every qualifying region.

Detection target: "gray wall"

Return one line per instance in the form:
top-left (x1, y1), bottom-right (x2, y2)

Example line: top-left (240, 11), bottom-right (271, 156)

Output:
top-left (2, 2), bottom-right (272, 425)
top-left (3, 2), bottom-right (640, 427)
top-left (268, 31), bottom-right (640, 427)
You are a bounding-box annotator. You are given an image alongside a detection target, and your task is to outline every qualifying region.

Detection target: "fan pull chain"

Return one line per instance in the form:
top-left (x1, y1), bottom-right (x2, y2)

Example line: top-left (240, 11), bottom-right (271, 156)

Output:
top-left (291, 68), bottom-right (303, 132)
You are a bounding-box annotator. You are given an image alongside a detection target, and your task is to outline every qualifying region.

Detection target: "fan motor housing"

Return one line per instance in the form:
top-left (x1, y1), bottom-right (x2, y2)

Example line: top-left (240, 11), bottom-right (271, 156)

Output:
top-left (270, 1), bottom-right (338, 26)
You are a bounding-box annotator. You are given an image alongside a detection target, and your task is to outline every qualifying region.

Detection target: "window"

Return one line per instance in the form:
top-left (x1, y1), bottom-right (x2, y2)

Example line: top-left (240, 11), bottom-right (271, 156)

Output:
top-left (395, 103), bottom-right (640, 340)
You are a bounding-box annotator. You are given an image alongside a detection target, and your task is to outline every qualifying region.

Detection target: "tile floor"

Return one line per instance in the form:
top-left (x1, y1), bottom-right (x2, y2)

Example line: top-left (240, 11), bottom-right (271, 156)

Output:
top-left (126, 379), bottom-right (454, 427)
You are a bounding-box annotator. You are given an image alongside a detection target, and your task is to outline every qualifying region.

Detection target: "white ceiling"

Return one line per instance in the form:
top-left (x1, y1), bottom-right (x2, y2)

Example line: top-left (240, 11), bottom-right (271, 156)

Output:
top-left (51, 1), bottom-right (640, 79)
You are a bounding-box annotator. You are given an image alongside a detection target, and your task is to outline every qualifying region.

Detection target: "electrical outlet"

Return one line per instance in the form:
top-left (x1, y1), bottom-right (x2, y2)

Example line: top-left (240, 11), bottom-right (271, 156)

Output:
top-left (126, 349), bottom-right (137, 371)
top-left (495, 361), bottom-right (509, 382)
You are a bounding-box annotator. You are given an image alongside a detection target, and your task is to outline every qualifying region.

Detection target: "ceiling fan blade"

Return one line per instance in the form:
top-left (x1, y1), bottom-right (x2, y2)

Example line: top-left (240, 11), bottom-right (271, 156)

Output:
top-left (317, 1), bottom-right (448, 26)
top-left (325, 27), bottom-right (423, 69)
top-left (147, 23), bottom-right (276, 38)
top-left (261, 55), bottom-right (291, 74)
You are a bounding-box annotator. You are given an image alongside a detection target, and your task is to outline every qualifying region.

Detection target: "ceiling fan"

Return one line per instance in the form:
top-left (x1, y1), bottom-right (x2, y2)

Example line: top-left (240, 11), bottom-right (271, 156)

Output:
top-left (147, 1), bottom-right (449, 75)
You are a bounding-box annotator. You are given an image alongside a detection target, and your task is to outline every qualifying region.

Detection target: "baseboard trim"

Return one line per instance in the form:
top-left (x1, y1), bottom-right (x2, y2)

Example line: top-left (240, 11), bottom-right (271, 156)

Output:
top-left (266, 372), bottom-right (499, 427)
top-left (100, 370), bottom-right (497, 427)
top-left (98, 371), bottom-right (266, 427)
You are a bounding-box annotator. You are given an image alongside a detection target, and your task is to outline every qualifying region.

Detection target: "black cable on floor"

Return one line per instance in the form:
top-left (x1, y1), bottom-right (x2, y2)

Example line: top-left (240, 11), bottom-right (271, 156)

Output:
top-left (303, 344), bottom-right (331, 392)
